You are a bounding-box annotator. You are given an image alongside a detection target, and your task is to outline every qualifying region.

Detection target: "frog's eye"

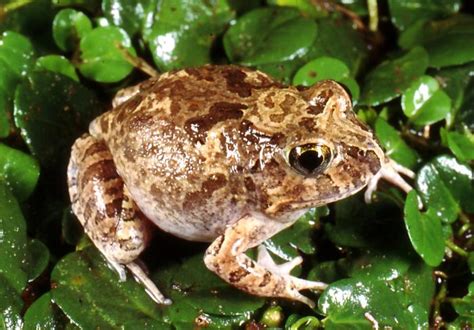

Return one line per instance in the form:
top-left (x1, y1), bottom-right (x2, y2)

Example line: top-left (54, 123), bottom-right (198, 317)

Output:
top-left (287, 144), bottom-right (332, 176)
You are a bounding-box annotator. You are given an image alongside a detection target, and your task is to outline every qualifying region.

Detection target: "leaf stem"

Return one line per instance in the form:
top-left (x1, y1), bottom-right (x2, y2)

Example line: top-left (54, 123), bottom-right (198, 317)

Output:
top-left (445, 240), bottom-right (468, 257)
top-left (115, 43), bottom-right (159, 78)
top-left (2, 0), bottom-right (32, 13)
top-left (367, 0), bottom-right (378, 32)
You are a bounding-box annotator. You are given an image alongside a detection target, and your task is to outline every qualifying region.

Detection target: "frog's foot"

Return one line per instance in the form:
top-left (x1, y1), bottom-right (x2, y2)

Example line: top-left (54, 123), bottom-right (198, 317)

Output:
top-left (257, 245), bottom-right (303, 276)
top-left (364, 158), bottom-right (415, 203)
top-left (205, 215), bottom-right (326, 308)
top-left (256, 245), bottom-right (326, 307)
top-left (127, 262), bottom-right (172, 305)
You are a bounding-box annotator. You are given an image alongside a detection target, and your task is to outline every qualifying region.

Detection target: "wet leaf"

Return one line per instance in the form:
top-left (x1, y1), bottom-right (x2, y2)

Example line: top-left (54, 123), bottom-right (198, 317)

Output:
top-left (0, 183), bottom-right (28, 293)
top-left (24, 239), bottom-right (50, 282)
top-left (0, 31), bottom-right (36, 138)
top-left (402, 75), bottom-right (452, 126)
top-left (153, 253), bottom-right (265, 327)
top-left (51, 247), bottom-right (164, 328)
top-left (293, 57), bottom-right (359, 100)
top-left (416, 155), bottom-right (474, 222)
top-left (52, 8), bottom-right (93, 52)
top-left (374, 117), bottom-right (420, 169)
top-left (147, 0), bottom-right (234, 71)
top-left (102, 0), bottom-right (151, 36)
top-left (264, 208), bottom-right (319, 261)
top-left (360, 47), bottom-right (429, 106)
top-left (36, 55), bottom-right (79, 81)
top-left (404, 191), bottom-right (444, 266)
top-left (224, 7), bottom-right (317, 66)
top-left (450, 282), bottom-right (474, 318)
top-left (0, 143), bottom-right (40, 201)
top-left (13, 71), bottom-right (101, 167)
top-left (0, 275), bottom-right (23, 330)
top-left (23, 293), bottom-right (70, 330)
top-left (79, 26), bottom-right (136, 83)
top-left (388, 0), bottom-right (462, 31)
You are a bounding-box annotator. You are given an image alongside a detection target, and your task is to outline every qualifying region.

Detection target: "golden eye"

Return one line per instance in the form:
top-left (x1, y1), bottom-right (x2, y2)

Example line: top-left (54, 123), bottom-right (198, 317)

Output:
top-left (288, 143), bottom-right (332, 176)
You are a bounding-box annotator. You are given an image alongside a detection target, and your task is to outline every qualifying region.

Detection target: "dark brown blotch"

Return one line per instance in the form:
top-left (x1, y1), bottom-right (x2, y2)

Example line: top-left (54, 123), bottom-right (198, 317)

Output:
top-left (80, 159), bottom-right (119, 190)
top-left (183, 173), bottom-right (227, 210)
top-left (185, 102), bottom-right (247, 144)
top-left (228, 267), bottom-right (250, 283)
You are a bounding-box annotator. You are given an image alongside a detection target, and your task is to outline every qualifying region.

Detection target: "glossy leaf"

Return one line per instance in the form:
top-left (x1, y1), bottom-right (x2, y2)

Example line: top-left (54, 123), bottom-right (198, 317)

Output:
top-left (264, 208), bottom-right (319, 261)
top-left (442, 129), bottom-right (474, 162)
top-left (0, 275), bottom-right (23, 330)
top-left (36, 55), bottom-right (79, 81)
top-left (224, 7), bottom-right (317, 66)
top-left (153, 253), bottom-right (264, 328)
top-left (147, 0), bottom-right (234, 71)
top-left (0, 143), bottom-right (40, 201)
top-left (102, 0), bottom-right (151, 36)
top-left (360, 47), bottom-right (429, 106)
top-left (416, 155), bottom-right (474, 222)
top-left (79, 26), bottom-right (136, 82)
top-left (24, 239), bottom-right (50, 282)
top-left (14, 71), bottom-right (101, 167)
top-left (0, 183), bottom-right (28, 293)
top-left (388, 0), bottom-right (461, 31)
top-left (0, 31), bottom-right (36, 138)
top-left (402, 75), bottom-right (452, 126)
top-left (404, 191), bottom-right (444, 266)
top-left (51, 247), bottom-right (164, 328)
top-left (450, 282), bottom-right (474, 318)
top-left (374, 117), bottom-right (419, 169)
top-left (52, 8), bottom-right (92, 52)
top-left (23, 293), bottom-right (69, 330)
top-left (293, 57), bottom-right (359, 100)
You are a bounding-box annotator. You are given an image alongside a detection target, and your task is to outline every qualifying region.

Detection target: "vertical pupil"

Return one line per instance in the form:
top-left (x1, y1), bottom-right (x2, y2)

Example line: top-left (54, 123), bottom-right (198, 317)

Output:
top-left (298, 149), bottom-right (323, 173)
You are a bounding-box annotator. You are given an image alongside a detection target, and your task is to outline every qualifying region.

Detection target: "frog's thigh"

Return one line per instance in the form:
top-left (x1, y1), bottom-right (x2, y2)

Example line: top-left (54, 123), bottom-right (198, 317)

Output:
top-left (68, 134), bottom-right (152, 264)
top-left (204, 215), bottom-right (327, 308)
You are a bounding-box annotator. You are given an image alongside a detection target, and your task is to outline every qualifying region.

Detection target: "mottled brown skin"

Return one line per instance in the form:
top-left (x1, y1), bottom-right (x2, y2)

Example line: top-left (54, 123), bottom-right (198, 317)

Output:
top-left (68, 65), bottom-right (388, 307)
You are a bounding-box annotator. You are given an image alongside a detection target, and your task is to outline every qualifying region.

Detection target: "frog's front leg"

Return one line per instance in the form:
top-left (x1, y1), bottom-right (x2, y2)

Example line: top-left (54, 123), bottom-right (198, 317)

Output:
top-left (204, 215), bottom-right (326, 308)
top-left (68, 134), bottom-right (171, 305)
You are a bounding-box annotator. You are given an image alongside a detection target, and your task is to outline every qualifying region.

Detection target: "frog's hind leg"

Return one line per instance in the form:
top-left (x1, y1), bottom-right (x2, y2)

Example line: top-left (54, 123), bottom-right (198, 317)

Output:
top-left (68, 134), bottom-right (171, 305)
top-left (204, 215), bottom-right (327, 308)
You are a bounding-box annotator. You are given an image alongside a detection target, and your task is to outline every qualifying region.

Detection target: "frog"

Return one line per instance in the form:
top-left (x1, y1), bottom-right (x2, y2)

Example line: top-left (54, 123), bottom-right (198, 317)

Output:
top-left (67, 64), bottom-right (414, 308)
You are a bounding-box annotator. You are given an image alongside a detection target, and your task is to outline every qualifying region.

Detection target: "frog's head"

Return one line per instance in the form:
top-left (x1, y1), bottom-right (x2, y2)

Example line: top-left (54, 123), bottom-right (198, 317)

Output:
top-left (258, 80), bottom-right (385, 216)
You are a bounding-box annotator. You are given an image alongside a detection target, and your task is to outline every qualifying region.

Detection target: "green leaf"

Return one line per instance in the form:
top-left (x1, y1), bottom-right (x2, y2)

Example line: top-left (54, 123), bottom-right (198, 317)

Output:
top-left (416, 155), bottom-right (473, 222)
top-left (23, 293), bottom-right (70, 330)
top-left (0, 275), bottom-right (24, 330)
top-left (36, 55), bottom-right (79, 81)
top-left (374, 117), bottom-right (419, 169)
top-left (224, 7), bottom-right (317, 66)
top-left (0, 31), bottom-right (36, 138)
top-left (147, 0), bottom-right (234, 71)
top-left (404, 191), bottom-right (444, 266)
top-left (24, 239), bottom-right (50, 282)
top-left (267, 0), bottom-right (326, 17)
top-left (52, 8), bottom-right (92, 52)
top-left (0, 183), bottom-right (28, 293)
top-left (388, 0), bottom-right (461, 31)
top-left (451, 282), bottom-right (474, 318)
top-left (441, 128), bottom-right (474, 162)
top-left (102, 0), bottom-right (152, 36)
top-left (79, 26), bottom-right (136, 83)
top-left (51, 0), bottom-right (101, 13)
top-left (14, 71), bottom-right (101, 167)
top-left (51, 247), bottom-right (164, 328)
top-left (401, 75), bottom-right (452, 126)
top-left (292, 57), bottom-right (359, 100)
top-left (319, 278), bottom-right (423, 329)
top-left (398, 15), bottom-right (474, 68)
top-left (0, 143), bottom-right (40, 201)
top-left (153, 253), bottom-right (265, 327)
top-left (360, 47), bottom-right (429, 106)
top-left (264, 208), bottom-right (319, 261)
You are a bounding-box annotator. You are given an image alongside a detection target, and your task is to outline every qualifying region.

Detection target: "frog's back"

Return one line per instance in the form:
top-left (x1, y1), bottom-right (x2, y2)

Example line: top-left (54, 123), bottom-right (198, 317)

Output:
top-left (90, 65), bottom-right (289, 241)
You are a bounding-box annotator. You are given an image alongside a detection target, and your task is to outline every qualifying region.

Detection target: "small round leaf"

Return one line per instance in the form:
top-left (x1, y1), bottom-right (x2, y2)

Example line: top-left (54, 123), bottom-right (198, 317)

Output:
top-left (79, 26), bottom-right (136, 83)
top-left (52, 9), bottom-right (92, 52)
top-left (35, 55), bottom-right (79, 81)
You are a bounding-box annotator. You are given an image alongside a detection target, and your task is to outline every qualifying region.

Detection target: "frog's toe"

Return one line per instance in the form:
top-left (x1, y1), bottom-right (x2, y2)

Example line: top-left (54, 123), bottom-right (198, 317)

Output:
top-left (257, 245), bottom-right (303, 276)
top-left (127, 262), bottom-right (172, 305)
